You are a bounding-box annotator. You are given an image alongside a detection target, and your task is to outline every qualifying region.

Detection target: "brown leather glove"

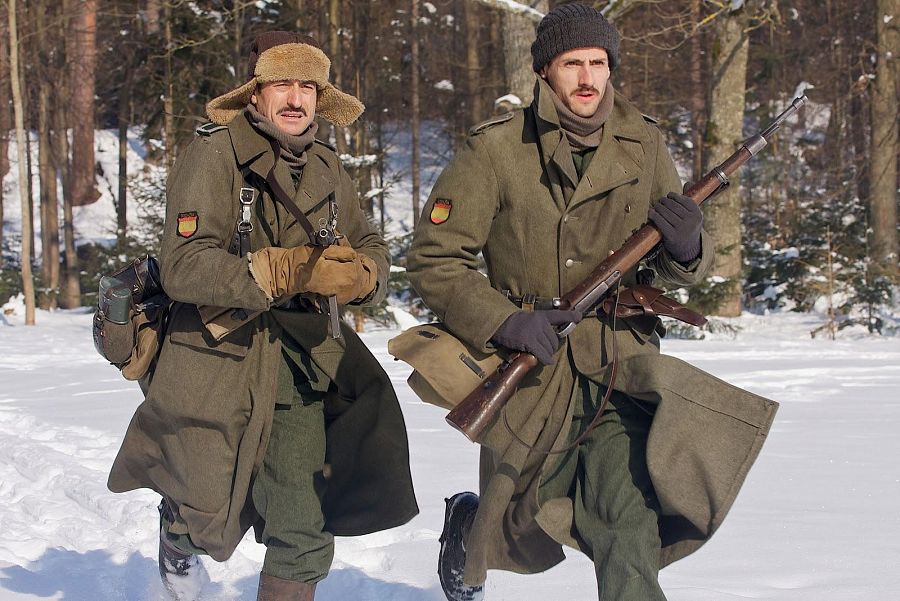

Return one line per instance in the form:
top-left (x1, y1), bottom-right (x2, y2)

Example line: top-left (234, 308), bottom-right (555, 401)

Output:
top-left (249, 245), bottom-right (377, 305)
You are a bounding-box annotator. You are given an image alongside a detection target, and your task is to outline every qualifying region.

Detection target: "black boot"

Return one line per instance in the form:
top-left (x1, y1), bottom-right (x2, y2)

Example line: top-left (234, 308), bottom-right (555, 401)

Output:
top-left (438, 492), bottom-right (484, 601)
top-left (158, 500), bottom-right (209, 600)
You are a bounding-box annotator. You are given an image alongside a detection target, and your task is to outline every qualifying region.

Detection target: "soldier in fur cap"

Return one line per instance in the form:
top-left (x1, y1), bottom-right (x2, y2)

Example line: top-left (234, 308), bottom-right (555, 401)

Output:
top-left (108, 31), bottom-right (418, 601)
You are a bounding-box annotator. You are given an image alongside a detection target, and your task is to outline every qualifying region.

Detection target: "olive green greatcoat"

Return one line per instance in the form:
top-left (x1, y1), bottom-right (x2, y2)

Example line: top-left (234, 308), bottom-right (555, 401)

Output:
top-left (406, 79), bottom-right (777, 585)
top-left (108, 110), bottom-right (418, 561)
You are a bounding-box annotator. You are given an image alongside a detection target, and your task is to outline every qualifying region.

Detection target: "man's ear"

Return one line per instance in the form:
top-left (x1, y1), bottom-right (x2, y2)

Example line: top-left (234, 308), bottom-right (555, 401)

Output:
top-left (538, 67), bottom-right (547, 80)
top-left (250, 93), bottom-right (257, 106)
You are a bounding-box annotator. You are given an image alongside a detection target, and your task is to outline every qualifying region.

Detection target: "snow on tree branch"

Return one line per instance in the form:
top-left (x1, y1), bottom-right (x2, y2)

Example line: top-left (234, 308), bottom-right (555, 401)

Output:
top-left (469, 0), bottom-right (544, 22)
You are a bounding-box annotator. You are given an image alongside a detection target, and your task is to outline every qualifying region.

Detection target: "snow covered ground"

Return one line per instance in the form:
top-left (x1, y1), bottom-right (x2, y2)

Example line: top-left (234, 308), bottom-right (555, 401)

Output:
top-left (0, 305), bottom-right (898, 600)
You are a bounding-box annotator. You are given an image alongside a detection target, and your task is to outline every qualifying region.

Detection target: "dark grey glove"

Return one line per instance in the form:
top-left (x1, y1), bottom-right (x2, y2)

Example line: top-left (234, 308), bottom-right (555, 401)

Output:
top-left (648, 192), bottom-right (703, 263)
top-left (491, 310), bottom-right (582, 365)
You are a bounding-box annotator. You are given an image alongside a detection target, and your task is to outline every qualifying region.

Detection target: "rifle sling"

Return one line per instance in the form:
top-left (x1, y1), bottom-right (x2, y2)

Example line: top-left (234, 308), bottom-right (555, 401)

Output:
top-left (264, 137), bottom-right (320, 246)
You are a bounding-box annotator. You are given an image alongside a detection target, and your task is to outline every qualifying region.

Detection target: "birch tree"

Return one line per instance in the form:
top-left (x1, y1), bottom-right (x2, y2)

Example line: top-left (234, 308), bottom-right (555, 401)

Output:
top-left (0, 6), bottom-right (8, 267)
top-left (9, 0), bottom-right (35, 323)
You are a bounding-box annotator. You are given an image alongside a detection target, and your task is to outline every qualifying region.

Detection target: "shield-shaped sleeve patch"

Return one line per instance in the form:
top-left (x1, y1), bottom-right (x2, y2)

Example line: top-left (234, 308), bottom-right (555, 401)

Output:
top-left (177, 212), bottom-right (199, 238)
top-left (430, 199), bottom-right (452, 224)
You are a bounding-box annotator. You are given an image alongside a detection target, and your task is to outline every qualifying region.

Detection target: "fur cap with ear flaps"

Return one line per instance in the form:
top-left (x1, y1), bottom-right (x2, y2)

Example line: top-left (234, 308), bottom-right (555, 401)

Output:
top-left (206, 36), bottom-right (364, 127)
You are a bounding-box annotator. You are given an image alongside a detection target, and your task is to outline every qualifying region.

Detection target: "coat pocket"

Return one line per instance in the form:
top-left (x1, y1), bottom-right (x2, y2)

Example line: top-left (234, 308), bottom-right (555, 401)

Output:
top-left (167, 303), bottom-right (253, 358)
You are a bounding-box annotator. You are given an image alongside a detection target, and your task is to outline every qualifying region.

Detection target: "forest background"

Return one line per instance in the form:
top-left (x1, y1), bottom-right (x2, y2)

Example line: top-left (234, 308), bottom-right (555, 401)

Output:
top-left (0, 0), bottom-right (897, 336)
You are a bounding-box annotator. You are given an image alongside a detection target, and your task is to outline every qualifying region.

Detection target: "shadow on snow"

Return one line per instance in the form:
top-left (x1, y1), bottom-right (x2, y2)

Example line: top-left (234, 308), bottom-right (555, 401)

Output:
top-left (0, 547), bottom-right (444, 600)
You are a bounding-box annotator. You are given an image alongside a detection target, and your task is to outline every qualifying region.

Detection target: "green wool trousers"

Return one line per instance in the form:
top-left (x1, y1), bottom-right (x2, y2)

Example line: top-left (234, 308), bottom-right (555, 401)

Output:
top-left (541, 375), bottom-right (666, 601)
top-left (250, 344), bottom-right (334, 583)
top-left (161, 345), bottom-right (334, 583)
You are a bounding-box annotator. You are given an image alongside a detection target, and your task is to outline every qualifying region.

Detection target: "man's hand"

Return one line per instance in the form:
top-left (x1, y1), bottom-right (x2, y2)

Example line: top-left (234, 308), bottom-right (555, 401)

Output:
top-left (491, 310), bottom-right (582, 365)
top-left (648, 192), bottom-right (703, 263)
top-left (249, 245), bottom-right (377, 304)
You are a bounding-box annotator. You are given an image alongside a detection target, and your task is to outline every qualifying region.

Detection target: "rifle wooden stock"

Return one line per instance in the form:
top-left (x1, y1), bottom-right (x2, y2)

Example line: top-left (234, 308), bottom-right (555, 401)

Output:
top-left (445, 96), bottom-right (806, 442)
top-left (445, 351), bottom-right (539, 438)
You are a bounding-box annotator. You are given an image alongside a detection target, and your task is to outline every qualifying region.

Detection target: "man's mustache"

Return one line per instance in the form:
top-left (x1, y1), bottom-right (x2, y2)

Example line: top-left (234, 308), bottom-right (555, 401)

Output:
top-left (279, 107), bottom-right (307, 116)
top-left (572, 86), bottom-right (599, 95)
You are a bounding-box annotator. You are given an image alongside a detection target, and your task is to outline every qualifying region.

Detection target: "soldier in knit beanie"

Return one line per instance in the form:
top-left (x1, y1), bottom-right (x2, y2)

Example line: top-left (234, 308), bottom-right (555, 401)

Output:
top-left (415, 4), bottom-right (724, 601)
top-left (531, 3), bottom-right (621, 73)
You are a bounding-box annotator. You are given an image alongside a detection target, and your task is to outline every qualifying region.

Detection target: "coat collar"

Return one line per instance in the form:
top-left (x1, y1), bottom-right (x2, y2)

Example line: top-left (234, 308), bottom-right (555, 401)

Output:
top-left (228, 109), bottom-right (335, 208)
top-left (530, 79), bottom-right (654, 208)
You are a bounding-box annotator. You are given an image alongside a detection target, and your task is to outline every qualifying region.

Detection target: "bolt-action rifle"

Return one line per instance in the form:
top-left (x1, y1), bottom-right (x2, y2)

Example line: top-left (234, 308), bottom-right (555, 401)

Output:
top-left (446, 95), bottom-right (808, 443)
top-left (314, 193), bottom-right (344, 339)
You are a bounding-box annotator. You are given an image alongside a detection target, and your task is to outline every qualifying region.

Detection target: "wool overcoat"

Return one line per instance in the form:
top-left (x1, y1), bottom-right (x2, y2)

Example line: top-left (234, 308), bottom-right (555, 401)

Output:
top-left (108, 111), bottom-right (418, 561)
top-left (406, 79), bottom-right (777, 585)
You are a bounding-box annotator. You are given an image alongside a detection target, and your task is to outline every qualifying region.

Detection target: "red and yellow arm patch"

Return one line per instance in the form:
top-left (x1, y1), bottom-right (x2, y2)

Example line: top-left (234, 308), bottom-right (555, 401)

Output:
top-left (430, 199), bottom-right (452, 225)
top-left (177, 212), bottom-right (199, 238)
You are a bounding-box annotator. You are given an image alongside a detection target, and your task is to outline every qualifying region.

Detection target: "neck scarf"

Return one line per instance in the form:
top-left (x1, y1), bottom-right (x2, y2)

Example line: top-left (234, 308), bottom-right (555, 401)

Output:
top-left (550, 79), bottom-right (615, 150)
top-left (246, 104), bottom-right (318, 174)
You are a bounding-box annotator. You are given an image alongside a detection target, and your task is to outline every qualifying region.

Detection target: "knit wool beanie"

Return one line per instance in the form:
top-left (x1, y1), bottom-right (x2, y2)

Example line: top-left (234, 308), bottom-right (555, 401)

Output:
top-left (531, 3), bottom-right (621, 72)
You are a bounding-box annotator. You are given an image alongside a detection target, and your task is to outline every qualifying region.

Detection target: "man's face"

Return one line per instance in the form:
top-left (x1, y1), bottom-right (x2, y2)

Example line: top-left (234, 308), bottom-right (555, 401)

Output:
top-left (540, 47), bottom-right (610, 118)
top-left (251, 79), bottom-right (317, 136)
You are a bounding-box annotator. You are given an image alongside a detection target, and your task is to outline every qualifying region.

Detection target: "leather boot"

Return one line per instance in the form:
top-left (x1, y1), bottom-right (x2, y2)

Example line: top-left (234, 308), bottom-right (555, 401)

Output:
top-left (438, 492), bottom-right (484, 601)
top-left (256, 573), bottom-right (317, 601)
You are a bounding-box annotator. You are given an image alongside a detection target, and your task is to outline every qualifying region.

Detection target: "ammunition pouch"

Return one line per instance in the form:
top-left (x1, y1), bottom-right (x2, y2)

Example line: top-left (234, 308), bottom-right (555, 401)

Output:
top-left (92, 256), bottom-right (170, 383)
top-left (388, 323), bottom-right (502, 410)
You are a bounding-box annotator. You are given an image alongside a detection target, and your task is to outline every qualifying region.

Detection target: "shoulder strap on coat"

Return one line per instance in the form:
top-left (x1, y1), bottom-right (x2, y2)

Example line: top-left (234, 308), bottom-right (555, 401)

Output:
top-left (196, 122), bottom-right (228, 137)
top-left (314, 138), bottom-right (337, 152)
top-left (468, 111), bottom-right (515, 136)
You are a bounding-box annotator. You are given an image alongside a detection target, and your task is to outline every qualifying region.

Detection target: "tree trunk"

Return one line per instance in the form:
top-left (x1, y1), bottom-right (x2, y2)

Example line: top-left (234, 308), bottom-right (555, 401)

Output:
top-left (69, 0), bottom-right (98, 207)
top-left (0, 6), bottom-right (10, 182)
top-left (233, 4), bottom-right (244, 85)
top-left (145, 0), bottom-right (160, 35)
top-left (689, 0), bottom-right (705, 182)
top-left (327, 0), bottom-right (347, 153)
top-left (703, 2), bottom-right (751, 317)
top-left (0, 8), bottom-right (7, 268)
top-left (502, 1), bottom-right (547, 107)
top-left (870, 0), bottom-right (898, 280)
top-left (489, 11), bottom-right (504, 114)
top-left (9, 0), bottom-right (35, 323)
top-left (25, 105), bottom-right (34, 267)
top-left (56, 0), bottom-right (80, 309)
top-left (464, 0), bottom-right (484, 125)
top-left (37, 0), bottom-right (60, 310)
top-left (410, 0), bottom-right (421, 223)
top-left (39, 76), bottom-right (60, 309)
top-left (117, 71), bottom-right (131, 248)
top-left (163, 2), bottom-right (175, 172)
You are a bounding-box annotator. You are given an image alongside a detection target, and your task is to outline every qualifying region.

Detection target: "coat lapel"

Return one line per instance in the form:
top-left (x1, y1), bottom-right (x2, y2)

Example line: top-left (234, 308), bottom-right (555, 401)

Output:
top-left (568, 92), bottom-right (651, 210)
top-left (228, 110), bottom-right (274, 180)
top-left (533, 79), bottom-right (577, 211)
top-left (296, 148), bottom-right (336, 212)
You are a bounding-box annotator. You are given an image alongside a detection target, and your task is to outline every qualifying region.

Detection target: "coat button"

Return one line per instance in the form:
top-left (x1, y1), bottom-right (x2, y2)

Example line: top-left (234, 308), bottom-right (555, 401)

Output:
top-left (565, 258), bottom-right (575, 268)
top-left (624, 204), bottom-right (631, 213)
